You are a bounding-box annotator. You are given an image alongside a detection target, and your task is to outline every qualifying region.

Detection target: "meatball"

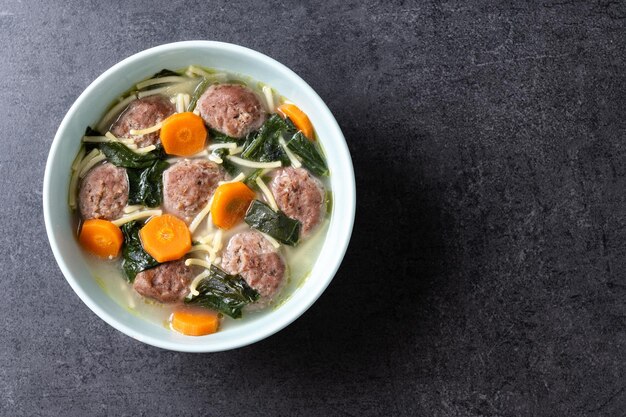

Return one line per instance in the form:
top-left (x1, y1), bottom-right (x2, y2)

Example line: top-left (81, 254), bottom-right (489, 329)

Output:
top-left (221, 231), bottom-right (286, 305)
top-left (110, 95), bottom-right (175, 147)
top-left (196, 84), bottom-right (266, 138)
top-left (133, 260), bottom-right (194, 303)
top-left (162, 159), bottom-right (226, 224)
top-left (78, 163), bottom-right (128, 220)
top-left (270, 167), bottom-right (325, 237)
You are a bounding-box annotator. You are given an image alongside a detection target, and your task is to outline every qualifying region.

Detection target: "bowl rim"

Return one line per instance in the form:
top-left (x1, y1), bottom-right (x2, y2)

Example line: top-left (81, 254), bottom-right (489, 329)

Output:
top-left (43, 40), bottom-right (355, 352)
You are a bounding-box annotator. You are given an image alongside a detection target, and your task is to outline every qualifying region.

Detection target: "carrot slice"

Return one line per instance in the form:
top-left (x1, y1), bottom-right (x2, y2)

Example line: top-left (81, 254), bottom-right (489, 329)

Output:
top-left (277, 103), bottom-right (314, 140)
top-left (79, 219), bottom-right (123, 258)
top-left (211, 182), bottom-right (256, 230)
top-left (159, 112), bottom-right (207, 156)
top-left (139, 214), bottom-right (191, 262)
top-left (171, 308), bottom-right (220, 336)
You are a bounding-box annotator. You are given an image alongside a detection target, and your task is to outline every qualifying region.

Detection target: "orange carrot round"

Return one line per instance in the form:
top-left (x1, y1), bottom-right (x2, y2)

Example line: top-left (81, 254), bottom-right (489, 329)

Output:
top-left (159, 112), bottom-right (207, 156)
top-left (211, 182), bottom-right (256, 230)
top-left (277, 103), bottom-right (314, 140)
top-left (139, 214), bottom-right (191, 262)
top-left (79, 219), bottom-right (123, 259)
top-left (171, 308), bottom-right (219, 336)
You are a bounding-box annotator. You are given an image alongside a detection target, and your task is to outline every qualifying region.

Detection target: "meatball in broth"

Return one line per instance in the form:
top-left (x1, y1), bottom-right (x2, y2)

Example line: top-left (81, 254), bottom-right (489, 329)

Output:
top-left (78, 163), bottom-right (128, 221)
top-left (163, 159), bottom-right (226, 224)
top-left (133, 260), bottom-right (195, 303)
top-left (197, 84), bottom-right (266, 138)
top-left (270, 167), bottom-right (325, 237)
top-left (221, 231), bottom-right (286, 307)
top-left (110, 95), bottom-right (175, 148)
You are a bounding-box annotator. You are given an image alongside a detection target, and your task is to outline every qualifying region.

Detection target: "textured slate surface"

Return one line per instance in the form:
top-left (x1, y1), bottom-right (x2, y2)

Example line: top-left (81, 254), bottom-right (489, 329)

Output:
top-left (1, 1), bottom-right (625, 416)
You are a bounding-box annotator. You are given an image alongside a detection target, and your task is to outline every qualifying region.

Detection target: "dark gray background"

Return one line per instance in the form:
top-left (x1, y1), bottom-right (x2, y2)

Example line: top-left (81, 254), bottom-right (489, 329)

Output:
top-left (1, 0), bottom-right (624, 416)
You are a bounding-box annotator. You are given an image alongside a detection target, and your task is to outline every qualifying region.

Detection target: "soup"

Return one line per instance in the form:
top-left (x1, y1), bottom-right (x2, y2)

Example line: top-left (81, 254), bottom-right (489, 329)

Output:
top-left (69, 65), bottom-right (331, 336)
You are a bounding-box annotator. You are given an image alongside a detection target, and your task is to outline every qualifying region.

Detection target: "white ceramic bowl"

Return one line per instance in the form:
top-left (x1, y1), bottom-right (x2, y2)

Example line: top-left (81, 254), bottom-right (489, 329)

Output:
top-left (43, 41), bottom-right (355, 352)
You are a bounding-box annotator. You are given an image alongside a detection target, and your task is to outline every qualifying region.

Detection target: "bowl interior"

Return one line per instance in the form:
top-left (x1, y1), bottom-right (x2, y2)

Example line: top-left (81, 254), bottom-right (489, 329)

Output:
top-left (43, 41), bottom-right (355, 352)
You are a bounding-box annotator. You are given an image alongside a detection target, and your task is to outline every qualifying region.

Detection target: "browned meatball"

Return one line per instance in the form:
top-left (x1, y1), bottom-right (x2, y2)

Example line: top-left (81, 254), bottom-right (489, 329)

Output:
top-left (162, 159), bottom-right (226, 224)
top-left (196, 84), bottom-right (266, 138)
top-left (221, 231), bottom-right (286, 305)
top-left (78, 163), bottom-right (128, 220)
top-left (110, 95), bottom-right (175, 147)
top-left (133, 260), bottom-right (194, 303)
top-left (270, 167), bottom-right (325, 237)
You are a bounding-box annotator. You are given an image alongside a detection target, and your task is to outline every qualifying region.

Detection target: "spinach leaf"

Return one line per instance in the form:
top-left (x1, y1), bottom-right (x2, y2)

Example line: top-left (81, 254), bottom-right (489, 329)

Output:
top-left (127, 160), bottom-right (169, 207)
top-left (208, 127), bottom-right (245, 145)
top-left (187, 78), bottom-right (211, 112)
top-left (121, 221), bottom-right (160, 282)
top-left (136, 69), bottom-right (183, 92)
top-left (240, 114), bottom-right (291, 164)
top-left (244, 168), bottom-right (263, 188)
top-left (152, 69), bottom-right (180, 78)
top-left (238, 114), bottom-right (328, 176)
top-left (150, 144), bottom-right (168, 160)
top-left (244, 200), bottom-right (301, 246)
top-left (185, 265), bottom-right (259, 319)
top-left (97, 142), bottom-right (161, 169)
top-left (84, 126), bottom-right (103, 136)
top-left (287, 132), bottom-right (329, 176)
top-left (282, 116), bottom-right (298, 132)
top-left (83, 127), bottom-right (104, 152)
top-left (211, 148), bottom-right (238, 176)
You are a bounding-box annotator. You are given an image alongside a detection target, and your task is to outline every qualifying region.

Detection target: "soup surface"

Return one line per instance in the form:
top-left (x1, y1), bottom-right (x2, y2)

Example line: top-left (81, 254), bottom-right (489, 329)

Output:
top-left (69, 66), bottom-right (331, 335)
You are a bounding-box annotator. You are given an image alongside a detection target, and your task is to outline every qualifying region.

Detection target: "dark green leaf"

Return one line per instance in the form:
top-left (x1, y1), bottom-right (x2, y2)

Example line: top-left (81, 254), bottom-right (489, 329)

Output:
top-left (287, 132), bottom-right (329, 176)
top-left (208, 127), bottom-right (245, 145)
top-left (83, 127), bottom-right (104, 152)
top-left (151, 144), bottom-right (168, 160)
top-left (240, 114), bottom-right (291, 164)
top-left (244, 168), bottom-right (263, 188)
top-left (152, 69), bottom-right (180, 78)
top-left (244, 200), bottom-right (301, 246)
top-left (185, 265), bottom-right (259, 318)
top-left (84, 126), bottom-right (103, 136)
top-left (187, 78), bottom-right (211, 112)
top-left (283, 116), bottom-right (298, 132)
top-left (97, 142), bottom-right (160, 169)
top-left (120, 221), bottom-right (160, 282)
top-left (137, 69), bottom-right (183, 92)
top-left (127, 160), bottom-right (169, 207)
top-left (212, 148), bottom-right (238, 176)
